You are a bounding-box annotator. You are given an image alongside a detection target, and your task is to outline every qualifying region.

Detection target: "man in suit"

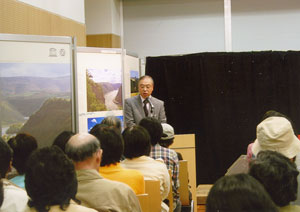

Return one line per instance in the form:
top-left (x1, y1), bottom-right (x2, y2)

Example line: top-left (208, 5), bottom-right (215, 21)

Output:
top-left (124, 75), bottom-right (167, 127)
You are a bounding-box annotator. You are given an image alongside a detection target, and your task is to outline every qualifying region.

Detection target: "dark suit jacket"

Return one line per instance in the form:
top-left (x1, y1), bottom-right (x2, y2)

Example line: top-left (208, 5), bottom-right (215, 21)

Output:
top-left (124, 95), bottom-right (167, 127)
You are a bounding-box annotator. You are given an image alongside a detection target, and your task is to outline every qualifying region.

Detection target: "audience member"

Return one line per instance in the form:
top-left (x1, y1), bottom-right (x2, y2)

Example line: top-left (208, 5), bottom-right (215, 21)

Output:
top-left (0, 137), bottom-right (28, 212)
top-left (251, 116), bottom-right (300, 160)
top-left (100, 116), bottom-right (122, 133)
top-left (24, 146), bottom-right (96, 212)
top-left (65, 133), bottom-right (141, 212)
top-left (206, 173), bottom-right (278, 212)
top-left (159, 123), bottom-right (183, 160)
top-left (90, 124), bottom-right (145, 194)
top-left (249, 150), bottom-right (300, 211)
top-left (247, 110), bottom-right (297, 161)
top-left (121, 125), bottom-right (170, 212)
top-left (139, 118), bottom-right (180, 212)
top-left (8, 133), bottom-right (38, 188)
top-left (52, 131), bottom-right (75, 153)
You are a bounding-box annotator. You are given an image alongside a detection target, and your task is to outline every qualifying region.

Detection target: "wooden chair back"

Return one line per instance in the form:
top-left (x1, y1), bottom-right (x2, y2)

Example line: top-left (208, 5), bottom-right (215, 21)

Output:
top-left (144, 180), bottom-right (161, 212)
top-left (179, 160), bottom-right (190, 205)
top-left (136, 193), bottom-right (149, 212)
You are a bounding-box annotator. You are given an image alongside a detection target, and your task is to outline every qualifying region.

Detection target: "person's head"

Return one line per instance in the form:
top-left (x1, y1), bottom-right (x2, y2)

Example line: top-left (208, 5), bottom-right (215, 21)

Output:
top-left (139, 117), bottom-right (163, 146)
top-left (251, 116), bottom-right (300, 159)
top-left (100, 116), bottom-right (122, 133)
top-left (65, 133), bottom-right (102, 170)
top-left (159, 123), bottom-right (175, 148)
top-left (25, 146), bottom-right (78, 212)
top-left (206, 173), bottom-right (278, 212)
top-left (249, 150), bottom-right (299, 207)
top-left (90, 124), bottom-right (123, 167)
top-left (122, 125), bottom-right (151, 159)
top-left (0, 137), bottom-right (12, 178)
top-left (8, 133), bottom-right (37, 175)
top-left (52, 131), bottom-right (75, 153)
top-left (138, 75), bottom-right (154, 99)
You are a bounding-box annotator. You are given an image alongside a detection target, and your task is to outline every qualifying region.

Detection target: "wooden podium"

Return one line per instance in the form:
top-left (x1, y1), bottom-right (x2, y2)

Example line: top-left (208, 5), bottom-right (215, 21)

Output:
top-left (170, 134), bottom-right (197, 212)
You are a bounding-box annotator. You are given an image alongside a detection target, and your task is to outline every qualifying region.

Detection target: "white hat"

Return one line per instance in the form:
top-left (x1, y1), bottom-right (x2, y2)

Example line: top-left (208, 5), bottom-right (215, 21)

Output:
top-left (161, 123), bottom-right (175, 140)
top-left (252, 116), bottom-right (300, 159)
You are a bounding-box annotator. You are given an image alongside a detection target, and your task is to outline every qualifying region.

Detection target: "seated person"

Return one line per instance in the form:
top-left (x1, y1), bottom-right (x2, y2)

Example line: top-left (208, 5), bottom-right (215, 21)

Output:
top-left (247, 110), bottom-right (297, 161)
top-left (52, 131), bottom-right (75, 153)
top-left (121, 125), bottom-right (170, 212)
top-left (159, 123), bottom-right (183, 160)
top-left (249, 150), bottom-right (300, 212)
top-left (8, 133), bottom-right (38, 188)
top-left (89, 124), bottom-right (145, 194)
top-left (139, 118), bottom-right (180, 211)
top-left (0, 137), bottom-right (28, 212)
top-left (65, 133), bottom-right (141, 212)
top-left (100, 116), bottom-right (122, 133)
top-left (206, 173), bottom-right (278, 212)
top-left (24, 146), bottom-right (96, 212)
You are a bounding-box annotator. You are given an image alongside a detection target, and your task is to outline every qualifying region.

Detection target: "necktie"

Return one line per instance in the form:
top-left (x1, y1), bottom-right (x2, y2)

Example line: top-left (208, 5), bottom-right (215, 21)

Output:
top-left (143, 98), bottom-right (149, 117)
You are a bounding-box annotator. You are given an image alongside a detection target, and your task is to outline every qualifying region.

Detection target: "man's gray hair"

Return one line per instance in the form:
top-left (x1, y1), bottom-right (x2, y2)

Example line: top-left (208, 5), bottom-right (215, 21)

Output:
top-left (65, 133), bottom-right (100, 162)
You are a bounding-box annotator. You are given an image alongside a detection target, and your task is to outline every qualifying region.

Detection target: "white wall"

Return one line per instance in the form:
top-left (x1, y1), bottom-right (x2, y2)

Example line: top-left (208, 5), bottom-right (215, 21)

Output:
top-left (232, 0), bottom-right (300, 51)
top-left (123, 0), bottom-right (225, 59)
top-left (17, 0), bottom-right (85, 24)
top-left (85, 0), bottom-right (121, 35)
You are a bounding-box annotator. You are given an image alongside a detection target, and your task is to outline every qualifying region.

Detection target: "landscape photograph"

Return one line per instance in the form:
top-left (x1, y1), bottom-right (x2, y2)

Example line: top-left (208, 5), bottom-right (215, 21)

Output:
top-left (130, 70), bottom-right (139, 96)
top-left (0, 63), bottom-right (73, 147)
top-left (86, 68), bottom-right (123, 112)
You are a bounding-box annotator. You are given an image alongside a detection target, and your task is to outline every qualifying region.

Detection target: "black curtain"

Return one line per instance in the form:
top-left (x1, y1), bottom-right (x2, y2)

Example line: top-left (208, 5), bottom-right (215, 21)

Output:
top-left (146, 51), bottom-right (300, 184)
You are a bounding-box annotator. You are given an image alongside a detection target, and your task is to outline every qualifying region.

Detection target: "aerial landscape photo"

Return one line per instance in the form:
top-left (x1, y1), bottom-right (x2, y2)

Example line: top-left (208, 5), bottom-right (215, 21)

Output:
top-left (86, 68), bottom-right (123, 112)
top-left (0, 63), bottom-right (73, 147)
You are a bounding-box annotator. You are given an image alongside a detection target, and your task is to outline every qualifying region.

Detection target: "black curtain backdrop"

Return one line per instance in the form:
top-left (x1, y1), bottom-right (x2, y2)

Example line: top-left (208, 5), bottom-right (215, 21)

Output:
top-left (145, 51), bottom-right (300, 185)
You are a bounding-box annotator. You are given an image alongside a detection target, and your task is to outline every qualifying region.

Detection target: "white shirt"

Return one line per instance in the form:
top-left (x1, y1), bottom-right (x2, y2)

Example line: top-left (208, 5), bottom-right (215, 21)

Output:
top-left (0, 179), bottom-right (28, 212)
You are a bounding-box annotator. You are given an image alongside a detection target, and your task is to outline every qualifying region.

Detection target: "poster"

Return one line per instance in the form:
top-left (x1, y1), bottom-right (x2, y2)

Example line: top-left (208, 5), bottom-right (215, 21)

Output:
top-left (76, 48), bottom-right (124, 132)
top-left (0, 35), bottom-right (74, 147)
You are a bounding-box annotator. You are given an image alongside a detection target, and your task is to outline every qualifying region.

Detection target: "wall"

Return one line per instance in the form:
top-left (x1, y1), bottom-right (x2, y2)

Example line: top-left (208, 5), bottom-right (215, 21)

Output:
top-left (0, 0), bottom-right (86, 46)
top-left (123, 0), bottom-right (300, 58)
top-left (232, 0), bottom-right (300, 51)
top-left (123, 0), bottom-right (225, 58)
top-left (85, 0), bottom-right (121, 48)
top-left (17, 0), bottom-right (85, 24)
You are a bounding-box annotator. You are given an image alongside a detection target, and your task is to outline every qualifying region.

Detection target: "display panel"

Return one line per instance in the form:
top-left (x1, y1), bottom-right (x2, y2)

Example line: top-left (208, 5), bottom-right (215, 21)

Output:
top-left (0, 34), bottom-right (74, 147)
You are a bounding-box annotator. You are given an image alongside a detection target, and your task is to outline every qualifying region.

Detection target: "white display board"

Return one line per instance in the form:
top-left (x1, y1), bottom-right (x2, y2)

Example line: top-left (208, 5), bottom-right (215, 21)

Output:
top-left (76, 47), bottom-right (124, 132)
top-left (0, 34), bottom-right (75, 147)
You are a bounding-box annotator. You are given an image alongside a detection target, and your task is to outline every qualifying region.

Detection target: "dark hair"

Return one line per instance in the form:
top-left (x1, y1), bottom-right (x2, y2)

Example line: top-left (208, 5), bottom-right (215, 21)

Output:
top-left (249, 150), bottom-right (299, 207)
top-left (90, 124), bottom-right (123, 166)
top-left (65, 134), bottom-right (100, 162)
top-left (122, 125), bottom-right (151, 159)
top-left (138, 75), bottom-right (154, 86)
top-left (0, 180), bottom-right (3, 207)
top-left (101, 116), bottom-right (122, 133)
top-left (206, 173), bottom-right (278, 212)
top-left (8, 133), bottom-right (38, 175)
top-left (25, 146), bottom-right (78, 212)
top-left (52, 131), bottom-right (75, 153)
top-left (139, 117), bottom-right (163, 146)
top-left (0, 137), bottom-right (12, 178)
top-left (159, 138), bottom-right (174, 148)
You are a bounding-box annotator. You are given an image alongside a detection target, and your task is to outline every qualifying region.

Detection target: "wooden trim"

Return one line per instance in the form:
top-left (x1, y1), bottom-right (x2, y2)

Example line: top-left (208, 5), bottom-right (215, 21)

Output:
top-left (86, 34), bottom-right (121, 48)
top-left (0, 0), bottom-right (86, 46)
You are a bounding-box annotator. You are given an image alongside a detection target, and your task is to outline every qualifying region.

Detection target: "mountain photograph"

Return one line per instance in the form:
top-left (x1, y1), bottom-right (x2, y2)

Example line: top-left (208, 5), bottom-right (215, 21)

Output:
top-left (0, 63), bottom-right (73, 146)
